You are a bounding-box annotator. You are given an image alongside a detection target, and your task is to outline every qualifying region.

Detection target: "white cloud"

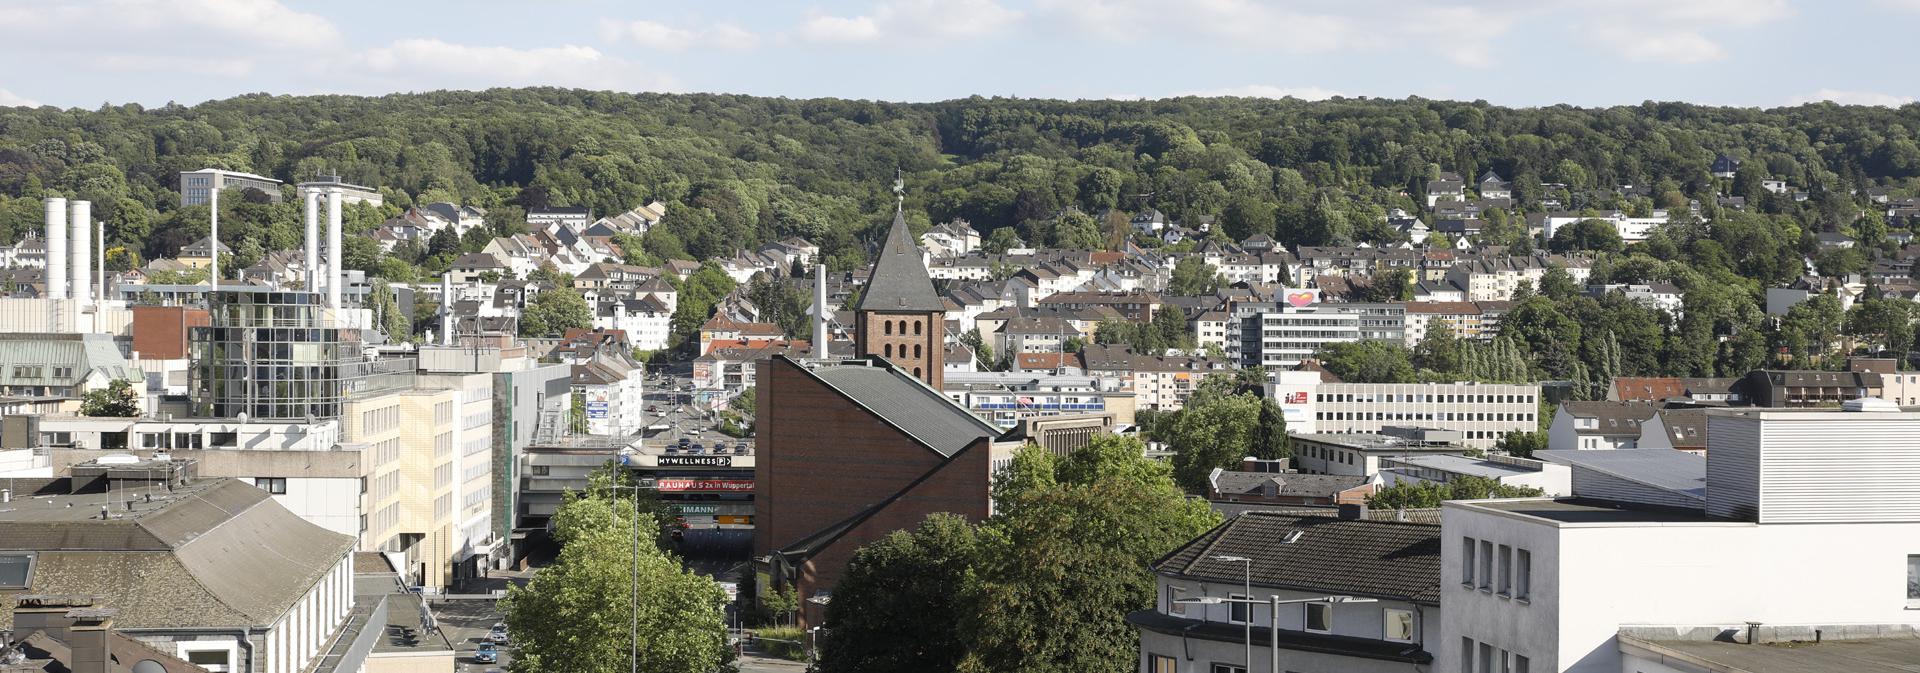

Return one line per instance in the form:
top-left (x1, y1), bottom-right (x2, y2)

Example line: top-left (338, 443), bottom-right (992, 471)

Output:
top-left (1591, 26), bottom-right (1725, 63)
top-left (0, 0), bottom-right (340, 77)
top-left (1790, 89), bottom-right (1917, 107)
top-left (1035, 0), bottom-right (1354, 53)
top-left (1175, 85), bottom-right (1345, 101)
top-left (796, 0), bottom-right (1021, 44)
top-left (351, 39), bottom-right (673, 91)
top-left (1574, 0), bottom-right (1790, 65)
top-left (599, 19), bottom-right (758, 51)
top-left (0, 88), bottom-right (40, 107)
top-left (797, 15), bottom-right (882, 44)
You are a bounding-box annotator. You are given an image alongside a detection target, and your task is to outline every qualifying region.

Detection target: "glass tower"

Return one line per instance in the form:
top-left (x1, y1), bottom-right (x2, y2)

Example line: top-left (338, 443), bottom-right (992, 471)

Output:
top-left (190, 290), bottom-right (354, 419)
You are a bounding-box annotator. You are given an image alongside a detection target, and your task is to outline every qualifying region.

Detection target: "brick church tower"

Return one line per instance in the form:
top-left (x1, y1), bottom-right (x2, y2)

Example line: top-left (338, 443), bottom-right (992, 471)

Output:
top-left (854, 206), bottom-right (946, 390)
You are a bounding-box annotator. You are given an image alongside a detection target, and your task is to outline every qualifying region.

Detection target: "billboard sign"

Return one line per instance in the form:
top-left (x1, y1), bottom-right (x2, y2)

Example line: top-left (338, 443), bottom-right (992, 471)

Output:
top-left (655, 478), bottom-right (754, 492)
top-left (657, 455), bottom-right (734, 467)
top-left (586, 401), bottom-right (609, 419)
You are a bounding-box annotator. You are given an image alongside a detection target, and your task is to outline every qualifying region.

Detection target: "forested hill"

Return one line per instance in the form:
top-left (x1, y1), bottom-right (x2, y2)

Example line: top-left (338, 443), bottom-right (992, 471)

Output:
top-left (2, 88), bottom-right (1918, 272)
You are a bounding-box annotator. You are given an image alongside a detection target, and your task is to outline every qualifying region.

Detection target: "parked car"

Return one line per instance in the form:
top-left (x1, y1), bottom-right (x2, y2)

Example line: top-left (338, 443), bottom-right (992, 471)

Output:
top-left (475, 642), bottom-right (498, 663)
top-left (487, 623), bottom-right (509, 644)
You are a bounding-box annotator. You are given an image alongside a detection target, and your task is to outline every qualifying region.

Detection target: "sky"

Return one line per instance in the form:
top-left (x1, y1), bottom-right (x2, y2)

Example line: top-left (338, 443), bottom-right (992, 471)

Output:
top-left (2, 0), bottom-right (1918, 110)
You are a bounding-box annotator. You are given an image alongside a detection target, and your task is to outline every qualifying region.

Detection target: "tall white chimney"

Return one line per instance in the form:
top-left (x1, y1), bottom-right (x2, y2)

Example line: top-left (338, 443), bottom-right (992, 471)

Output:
top-left (440, 274), bottom-right (454, 347)
top-left (326, 189), bottom-right (342, 311)
top-left (69, 200), bottom-right (90, 308)
top-left (44, 197), bottom-right (67, 300)
top-left (208, 187), bottom-right (219, 292)
top-left (304, 189), bottom-right (320, 293)
top-left (812, 264), bottom-right (828, 359)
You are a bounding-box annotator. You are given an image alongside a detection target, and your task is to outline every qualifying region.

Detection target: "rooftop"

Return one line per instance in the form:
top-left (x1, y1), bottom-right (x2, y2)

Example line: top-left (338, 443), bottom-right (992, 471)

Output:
top-left (1382, 454), bottom-right (1540, 479)
top-left (1621, 633), bottom-right (1920, 673)
top-left (1458, 497), bottom-right (1716, 525)
top-left (1155, 511), bottom-right (1443, 605)
top-left (800, 356), bottom-right (1003, 457)
top-left (1534, 448), bottom-right (1706, 499)
top-left (1290, 432), bottom-right (1466, 454)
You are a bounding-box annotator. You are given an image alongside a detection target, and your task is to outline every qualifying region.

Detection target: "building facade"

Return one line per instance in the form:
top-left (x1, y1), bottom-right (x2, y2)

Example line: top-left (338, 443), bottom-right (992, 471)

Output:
top-left (179, 169), bottom-right (283, 206)
top-left (1268, 372), bottom-right (1543, 449)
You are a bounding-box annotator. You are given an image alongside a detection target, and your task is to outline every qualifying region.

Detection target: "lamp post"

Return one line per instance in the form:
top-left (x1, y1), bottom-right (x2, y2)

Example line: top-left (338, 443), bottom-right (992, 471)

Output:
top-left (1210, 554), bottom-right (1253, 671)
top-left (1175, 595), bottom-right (1378, 673)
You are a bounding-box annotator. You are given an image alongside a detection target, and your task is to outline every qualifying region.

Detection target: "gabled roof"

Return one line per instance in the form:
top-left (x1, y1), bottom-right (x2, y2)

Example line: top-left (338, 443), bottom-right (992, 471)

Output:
top-left (805, 358), bottom-right (1001, 457)
top-left (1558, 401), bottom-right (1659, 436)
top-left (1210, 470), bottom-right (1369, 498)
top-left (1154, 512), bottom-right (1443, 605)
top-left (857, 210), bottom-right (945, 313)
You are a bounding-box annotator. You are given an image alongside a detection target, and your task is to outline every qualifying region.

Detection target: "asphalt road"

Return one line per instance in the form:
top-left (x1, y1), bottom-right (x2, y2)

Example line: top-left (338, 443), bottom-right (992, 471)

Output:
top-left (432, 598), bottom-right (511, 671)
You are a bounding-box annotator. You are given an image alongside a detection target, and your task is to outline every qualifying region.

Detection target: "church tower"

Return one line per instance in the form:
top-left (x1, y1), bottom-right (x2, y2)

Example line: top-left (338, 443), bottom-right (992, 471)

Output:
top-left (855, 194), bottom-right (946, 390)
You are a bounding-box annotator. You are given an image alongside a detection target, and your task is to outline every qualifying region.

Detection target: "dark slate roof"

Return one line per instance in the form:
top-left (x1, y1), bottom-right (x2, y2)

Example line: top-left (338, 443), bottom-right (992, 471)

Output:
top-left (1154, 511), bottom-right (1444, 605)
top-left (1559, 400), bottom-right (1659, 437)
top-left (0, 479), bottom-right (355, 630)
top-left (807, 358), bottom-right (1001, 457)
top-left (1211, 471), bottom-right (1368, 498)
top-left (856, 210), bottom-right (945, 313)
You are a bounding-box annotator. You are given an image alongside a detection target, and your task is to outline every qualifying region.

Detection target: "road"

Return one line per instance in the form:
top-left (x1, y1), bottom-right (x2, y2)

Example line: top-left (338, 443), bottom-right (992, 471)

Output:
top-left (432, 598), bottom-right (512, 671)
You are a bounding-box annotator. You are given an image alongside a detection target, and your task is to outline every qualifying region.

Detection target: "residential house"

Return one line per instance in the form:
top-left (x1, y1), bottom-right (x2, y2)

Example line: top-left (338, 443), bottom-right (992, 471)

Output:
top-left (1547, 401), bottom-right (1665, 450)
top-left (921, 219), bottom-right (981, 258)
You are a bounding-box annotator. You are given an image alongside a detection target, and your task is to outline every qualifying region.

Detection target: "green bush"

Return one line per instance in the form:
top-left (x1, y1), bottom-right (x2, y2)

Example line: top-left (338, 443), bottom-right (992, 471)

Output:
top-left (754, 626), bottom-right (809, 662)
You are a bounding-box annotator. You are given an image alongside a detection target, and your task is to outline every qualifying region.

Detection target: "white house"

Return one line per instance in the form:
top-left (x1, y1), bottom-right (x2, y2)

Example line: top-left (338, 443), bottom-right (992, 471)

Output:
top-left (1546, 401), bottom-right (1668, 451)
top-left (1440, 403), bottom-right (1920, 673)
top-left (1133, 510), bottom-right (1442, 673)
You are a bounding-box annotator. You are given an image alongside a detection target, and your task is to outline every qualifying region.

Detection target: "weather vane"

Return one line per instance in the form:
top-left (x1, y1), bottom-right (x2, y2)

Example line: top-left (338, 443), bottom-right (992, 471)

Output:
top-left (893, 168), bottom-right (905, 213)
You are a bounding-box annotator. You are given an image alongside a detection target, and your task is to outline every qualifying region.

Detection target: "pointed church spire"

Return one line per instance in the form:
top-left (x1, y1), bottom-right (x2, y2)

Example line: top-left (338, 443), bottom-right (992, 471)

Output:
top-left (856, 182), bottom-right (943, 313)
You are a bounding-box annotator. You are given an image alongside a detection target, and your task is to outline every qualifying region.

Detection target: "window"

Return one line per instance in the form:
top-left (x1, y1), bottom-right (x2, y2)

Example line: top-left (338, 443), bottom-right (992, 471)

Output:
top-left (1497, 544), bottom-right (1512, 596)
top-left (1460, 637), bottom-right (1474, 673)
top-left (1168, 585), bottom-right (1188, 615)
top-left (1478, 642), bottom-right (1495, 673)
top-left (1516, 549), bottom-right (1531, 601)
top-left (1210, 665), bottom-right (1245, 673)
top-left (885, 343), bottom-right (894, 358)
top-left (253, 477), bottom-right (287, 495)
top-left (0, 554), bottom-right (33, 589)
top-left (1461, 537), bottom-right (1476, 587)
top-left (1150, 654), bottom-right (1177, 673)
top-left (913, 320), bottom-right (922, 335)
top-left (1513, 654), bottom-right (1530, 673)
top-left (531, 465), bottom-right (550, 476)
top-left (186, 650), bottom-right (230, 670)
top-left (1908, 555), bottom-right (1920, 607)
top-left (1478, 540), bottom-right (1494, 591)
top-left (1228, 595), bottom-right (1250, 624)
top-left (884, 321), bottom-right (893, 335)
top-left (1384, 608), bottom-right (1415, 641)
top-left (1303, 601), bottom-right (1331, 633)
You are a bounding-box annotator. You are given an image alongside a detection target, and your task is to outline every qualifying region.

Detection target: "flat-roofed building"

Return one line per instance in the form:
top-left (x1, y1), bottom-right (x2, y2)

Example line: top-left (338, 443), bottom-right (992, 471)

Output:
top-left (178, 168), bottom-right (283, 206)
top-left (1269, 371), bottom-right (1542, 448)
top-left (294, 174), bottom-right (383, 207)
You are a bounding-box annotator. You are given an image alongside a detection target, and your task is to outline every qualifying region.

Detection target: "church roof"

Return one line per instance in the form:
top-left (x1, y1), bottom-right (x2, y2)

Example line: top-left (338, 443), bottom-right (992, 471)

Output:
top-left (856, 209), bottom-right (945, 313)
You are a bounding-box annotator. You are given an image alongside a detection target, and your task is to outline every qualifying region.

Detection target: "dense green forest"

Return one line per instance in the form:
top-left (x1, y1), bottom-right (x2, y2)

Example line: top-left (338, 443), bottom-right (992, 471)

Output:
top-left (5, 89), bottom-right (1920, 269)
top-left (1, 89), bottom-right (1916, 371)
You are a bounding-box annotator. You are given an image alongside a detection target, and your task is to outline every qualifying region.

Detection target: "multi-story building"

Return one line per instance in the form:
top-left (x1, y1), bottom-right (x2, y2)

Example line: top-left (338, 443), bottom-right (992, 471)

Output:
top-left (1440, 402), bottom-right (1920, 673)
top-left (1291, 429), bottom-right (1471, 477)
top-left (941, 371), bottom-right (1135, 429)
top-left (178, 168), bottom-right (283, 206)
top-left (1232, 301), bottom-right (1405, 369)
top-left (1739, 369), bottom-right (1883, 407)
top-left (1546, 401), bottom-right (1664, 450)
top-left (526, 206), bottom-right (592, 231)
top-left (1401, 301), bottom-right (1506, 346)
top-left (1268, 371), bottom-right (1542, 448)
top-left (0, 332), bottom-right (140, 402)
top-left (1079, 344), bottom-right (1231, 412)
top-left (1131, 510), bottom-right (1441, 673)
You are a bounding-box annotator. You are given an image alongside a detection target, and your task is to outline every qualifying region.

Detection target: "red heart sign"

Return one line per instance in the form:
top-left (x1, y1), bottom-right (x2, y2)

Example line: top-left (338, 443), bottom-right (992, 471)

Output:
top-left (1286, 291), bottom-right (1315, 307)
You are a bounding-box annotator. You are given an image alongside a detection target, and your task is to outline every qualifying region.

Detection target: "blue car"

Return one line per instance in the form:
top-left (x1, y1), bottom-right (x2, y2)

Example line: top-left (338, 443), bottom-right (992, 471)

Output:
top-left (475, 642), bottom-right (498, 664)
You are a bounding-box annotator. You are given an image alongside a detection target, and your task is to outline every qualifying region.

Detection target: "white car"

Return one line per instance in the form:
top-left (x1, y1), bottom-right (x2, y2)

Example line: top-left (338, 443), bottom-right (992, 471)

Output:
top-left (487, 623), bottom-right (509, 644)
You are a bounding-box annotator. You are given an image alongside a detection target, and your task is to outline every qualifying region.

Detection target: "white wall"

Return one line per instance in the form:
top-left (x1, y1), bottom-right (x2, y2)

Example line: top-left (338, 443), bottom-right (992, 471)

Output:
top-left (271, 477), bottom-right (363, 538)
top-left (1441, 502), bottom-right (1920, 673)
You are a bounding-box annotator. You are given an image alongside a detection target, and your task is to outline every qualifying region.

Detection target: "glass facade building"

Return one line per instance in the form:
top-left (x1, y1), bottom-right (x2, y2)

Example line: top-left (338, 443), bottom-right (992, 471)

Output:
top-left (190, 290), bottom-right (356, 419)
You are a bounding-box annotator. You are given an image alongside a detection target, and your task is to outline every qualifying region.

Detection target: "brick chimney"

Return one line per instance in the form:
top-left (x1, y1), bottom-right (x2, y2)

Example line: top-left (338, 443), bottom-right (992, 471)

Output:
top-left (64, 607), bottom-right (115, 673)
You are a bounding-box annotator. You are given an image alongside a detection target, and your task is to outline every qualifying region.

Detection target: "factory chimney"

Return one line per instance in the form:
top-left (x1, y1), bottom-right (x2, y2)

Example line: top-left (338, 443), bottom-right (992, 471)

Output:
top-left (304, 189), bottom-right (320, 294)
top-left (326, 189), bottom-right (342, 313)
top-left (70, 200), bottom-right (90, 308)
top-left (441, 274), bottom-right (454, 347)
top-left (44, 197), bottom-right (67, 300)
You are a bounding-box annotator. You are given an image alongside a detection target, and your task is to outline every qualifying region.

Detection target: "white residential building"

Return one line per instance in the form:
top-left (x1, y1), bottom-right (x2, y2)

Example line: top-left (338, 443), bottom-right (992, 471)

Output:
top-left (1440, 403), bottom-right (1920, 673)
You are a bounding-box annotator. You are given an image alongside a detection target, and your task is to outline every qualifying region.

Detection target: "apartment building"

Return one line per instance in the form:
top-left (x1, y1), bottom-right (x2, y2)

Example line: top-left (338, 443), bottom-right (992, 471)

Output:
top-left (1268, 371), bottom-right (1543, 449)
top-left (1232, 301), bottom-right (1407, 369)
top-left (1439, 402), bottom-right (1920, 673)
top-left (1078, 344), bottom-right (1231, 412)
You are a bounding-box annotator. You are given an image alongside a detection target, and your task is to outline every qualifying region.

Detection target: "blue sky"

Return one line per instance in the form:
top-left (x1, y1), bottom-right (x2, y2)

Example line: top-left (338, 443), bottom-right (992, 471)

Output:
top-left (2, 0), bottom-right (1916, 110)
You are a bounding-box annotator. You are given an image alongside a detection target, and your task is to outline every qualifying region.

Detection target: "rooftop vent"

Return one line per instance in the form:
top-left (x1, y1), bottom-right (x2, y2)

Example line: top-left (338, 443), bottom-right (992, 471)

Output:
top-left (1842, 397), bottom-right (1899, 412)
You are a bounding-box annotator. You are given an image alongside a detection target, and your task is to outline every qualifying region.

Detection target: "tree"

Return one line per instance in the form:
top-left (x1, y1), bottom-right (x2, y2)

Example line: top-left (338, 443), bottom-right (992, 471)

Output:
top-left (1538, 266), bottom-right (1580, 301)
top-left (1051, 209), bottom-right (1103, 250)
top-left (1253, 397), bottom-right (1291, 460)
top-left (521, 286), bottom-right (593, 337)
top-left (983, 226), bottom-right (1023, 254)
top-left (501, 468), bottom-right (728, 673)
top-left (1846, 296), bottom-right (1917, 358)
top-left (1493, 430), bottom-right (1547, 458)
top-left (1167, 391), bottom-right (1263, 492)
top-left (1413, 322), bottom-right (1463, 377)
top-left (1549, 219), bottom-right (1624, 253)
top-left (1358, 269), bottom-right (1414, 302)
top-left (1366, 476), bottom-right (1545, 509)
top-left (817, 514), bottom-right (982, 673)
top-left (79, 379), bottom-right (140, 417)
top-left (961, 327), bottom-right (995, 371)
top-left (1314, 340), bottom-right (1417, 383)
top-left (1169, 255), bottom-right (1223, 296)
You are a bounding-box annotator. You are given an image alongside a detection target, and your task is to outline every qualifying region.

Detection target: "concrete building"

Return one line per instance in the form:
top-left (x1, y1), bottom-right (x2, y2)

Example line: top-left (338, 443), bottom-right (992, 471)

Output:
top-left (1131, 511), bottom-right (1440, 673)
top-left (0, 478), bottom-right (353, 673)
top-left (1377, 453), bottom-right (1571, 496)
top-left (941, 370), bottom-right (1136, 429)
top-left (179, 169), bottom-right (283, 206)
top-left (1268, 371), bottom-right (1543, 449)
top-left (1290, 430), bottom-right (1473, 478)
top-left (0, 332), bottom-right (140, 402)
top-left (1232, 300), bottom-right (1406, 369)
top-left (1439, 403), bottom-right (1920, 673)
top-left (1079, 344), bottom-right (1235, 412)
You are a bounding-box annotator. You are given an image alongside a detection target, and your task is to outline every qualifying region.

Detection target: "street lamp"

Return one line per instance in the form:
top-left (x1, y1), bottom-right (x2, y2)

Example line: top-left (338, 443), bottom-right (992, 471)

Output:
top-left (1175, 595), bottom-right (1378, 673)
top-left (1210, 554), bottom-right (1252, 671)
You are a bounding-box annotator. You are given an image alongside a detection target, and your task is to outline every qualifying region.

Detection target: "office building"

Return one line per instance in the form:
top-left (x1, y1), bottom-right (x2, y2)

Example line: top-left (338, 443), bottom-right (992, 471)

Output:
top-left (178, 169), bottom-right (283, 206)
top-left (1439, 402), bottom-right (1920, 673)
top-left (1268, 371), bottom-right (1542, 449)
top-left (294, 175), bottom-right (383, 207)
top-left (1233, 301), bottom-right (1405, 369)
